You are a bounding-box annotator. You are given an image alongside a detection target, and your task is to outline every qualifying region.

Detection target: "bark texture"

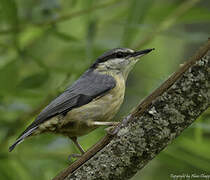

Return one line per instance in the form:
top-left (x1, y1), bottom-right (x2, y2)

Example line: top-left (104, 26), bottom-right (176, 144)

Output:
top-left (62, 45), bottom-right (209, 180)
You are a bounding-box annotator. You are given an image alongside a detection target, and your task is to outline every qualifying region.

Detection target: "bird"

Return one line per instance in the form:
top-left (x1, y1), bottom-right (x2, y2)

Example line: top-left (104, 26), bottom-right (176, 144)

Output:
top-left (9, 47), bottom-right (154, 155)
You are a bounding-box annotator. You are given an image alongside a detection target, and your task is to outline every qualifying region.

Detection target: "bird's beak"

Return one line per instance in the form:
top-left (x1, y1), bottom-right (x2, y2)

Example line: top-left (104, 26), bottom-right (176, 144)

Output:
top-left (132, 48), bottom-right (155, 58)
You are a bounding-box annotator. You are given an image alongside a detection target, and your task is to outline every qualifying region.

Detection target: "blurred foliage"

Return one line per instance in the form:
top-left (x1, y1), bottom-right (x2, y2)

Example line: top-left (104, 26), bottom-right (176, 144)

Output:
top-left (0, 0), bottom-right (209, 179)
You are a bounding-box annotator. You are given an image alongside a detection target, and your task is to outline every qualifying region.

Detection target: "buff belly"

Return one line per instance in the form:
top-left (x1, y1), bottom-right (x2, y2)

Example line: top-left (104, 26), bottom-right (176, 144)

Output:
top-left (37, 73), bottom-right (125, 137)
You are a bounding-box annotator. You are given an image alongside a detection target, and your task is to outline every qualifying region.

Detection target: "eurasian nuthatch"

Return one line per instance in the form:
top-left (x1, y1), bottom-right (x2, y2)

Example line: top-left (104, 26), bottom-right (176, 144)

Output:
top-left (9, 48), bottom-right (154, 155)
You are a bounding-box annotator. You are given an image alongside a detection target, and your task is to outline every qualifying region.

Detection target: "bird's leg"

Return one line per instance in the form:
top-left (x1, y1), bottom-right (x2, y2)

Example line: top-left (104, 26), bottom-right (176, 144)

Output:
top-left (88, 115), bottom-right (132, 135)
top-left (68, 137), bottom-right (85, 161)
top-left (71, 137), bottom-right (85, 154)
top-left (87, 121), bottom-right (120, 135)
top-left (87, 121), bottom-right (119, 126)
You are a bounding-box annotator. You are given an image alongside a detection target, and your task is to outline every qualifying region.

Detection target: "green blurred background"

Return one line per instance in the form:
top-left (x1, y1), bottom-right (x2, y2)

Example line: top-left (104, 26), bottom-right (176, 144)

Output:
top-left (0, 0), bottom-right (209, 179)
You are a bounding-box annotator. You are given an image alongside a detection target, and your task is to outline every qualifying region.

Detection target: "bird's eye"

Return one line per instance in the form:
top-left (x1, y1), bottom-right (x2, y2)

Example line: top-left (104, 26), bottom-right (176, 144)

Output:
top-left (116, 52), bottom-right (124, 58)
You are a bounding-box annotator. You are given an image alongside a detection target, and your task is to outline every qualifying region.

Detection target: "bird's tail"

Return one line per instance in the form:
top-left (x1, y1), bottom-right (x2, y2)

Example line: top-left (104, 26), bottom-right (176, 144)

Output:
top-left (9, 126), bottom-right (38, 152)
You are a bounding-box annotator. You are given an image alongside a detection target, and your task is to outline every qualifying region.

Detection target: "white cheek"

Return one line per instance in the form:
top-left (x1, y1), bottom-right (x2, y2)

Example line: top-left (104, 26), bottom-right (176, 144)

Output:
top-left (103, 58), bottom-right (129, 70)
top-left (114, 58), bottom-right (128, 68)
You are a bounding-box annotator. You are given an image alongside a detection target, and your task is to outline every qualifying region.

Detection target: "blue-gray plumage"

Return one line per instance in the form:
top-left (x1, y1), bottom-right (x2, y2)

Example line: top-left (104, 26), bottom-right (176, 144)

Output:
top-left (9, 47), bottom-right (154, 153)
top-left (29, 69), bottom-right (116, 129)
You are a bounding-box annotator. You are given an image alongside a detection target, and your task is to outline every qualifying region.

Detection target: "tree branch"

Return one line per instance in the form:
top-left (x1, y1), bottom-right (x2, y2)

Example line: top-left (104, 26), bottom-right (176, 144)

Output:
top-left (53, 39), bottom-right (210, 180)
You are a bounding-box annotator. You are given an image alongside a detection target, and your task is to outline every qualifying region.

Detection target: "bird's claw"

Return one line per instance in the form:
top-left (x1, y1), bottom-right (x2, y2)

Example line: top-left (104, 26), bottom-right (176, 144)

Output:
top-left (106, 115), bottom-right (131, 135)
top-left (68, 153), bottom-right (82, 162)
top-left (105, 126), bottom-right (116, 135)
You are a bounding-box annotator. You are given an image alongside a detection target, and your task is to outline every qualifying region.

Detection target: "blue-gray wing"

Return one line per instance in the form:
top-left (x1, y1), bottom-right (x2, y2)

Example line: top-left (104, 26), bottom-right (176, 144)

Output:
top-left (15, 69), bottom-right (114, 133)
top-left (9, 69), bottom-right (116, 152)
top-left (9, 69), bottom-right (117, 152)
top-left (28, 69), bottom-right (116, 129)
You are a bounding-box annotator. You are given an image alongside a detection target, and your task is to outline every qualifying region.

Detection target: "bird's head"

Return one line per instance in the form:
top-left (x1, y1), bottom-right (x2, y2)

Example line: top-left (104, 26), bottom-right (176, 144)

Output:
top-left (91, 47), bottom-right (154, 79)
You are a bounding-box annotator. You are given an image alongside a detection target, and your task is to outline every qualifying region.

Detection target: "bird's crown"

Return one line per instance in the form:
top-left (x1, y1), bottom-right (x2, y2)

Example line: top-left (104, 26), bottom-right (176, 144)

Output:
top-left (91, 48), bottom-right (134, 68)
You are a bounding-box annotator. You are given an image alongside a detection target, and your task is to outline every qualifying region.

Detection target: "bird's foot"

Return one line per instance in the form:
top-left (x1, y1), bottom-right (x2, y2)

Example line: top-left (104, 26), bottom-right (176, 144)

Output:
top-left (68, 153), bottom-right (82, 162)
top-left (106, 115), bottom-right (131, 135)
top-left (105, 126), bottom-right (116, 135)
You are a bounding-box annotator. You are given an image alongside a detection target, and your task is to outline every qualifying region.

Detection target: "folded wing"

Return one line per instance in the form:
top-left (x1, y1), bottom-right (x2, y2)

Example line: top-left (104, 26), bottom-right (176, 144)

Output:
top-left (9, 69), bottom-right (116, 151)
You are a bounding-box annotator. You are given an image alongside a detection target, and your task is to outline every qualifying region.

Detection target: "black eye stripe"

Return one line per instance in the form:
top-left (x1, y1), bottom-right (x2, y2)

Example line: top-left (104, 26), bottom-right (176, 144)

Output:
top-left (90, 48), bottom-right (133, 68)
top-left (116, 52), bottom-right (124, 58)
top-left (101, 52), bottom-right (130, 61)
top-left (115, 52), bottom-right (130, 58)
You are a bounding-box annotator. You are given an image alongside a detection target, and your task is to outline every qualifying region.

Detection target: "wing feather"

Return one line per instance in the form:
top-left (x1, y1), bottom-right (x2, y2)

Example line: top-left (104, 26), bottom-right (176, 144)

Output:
top-left (10, 69), bottom-right (116, 151)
